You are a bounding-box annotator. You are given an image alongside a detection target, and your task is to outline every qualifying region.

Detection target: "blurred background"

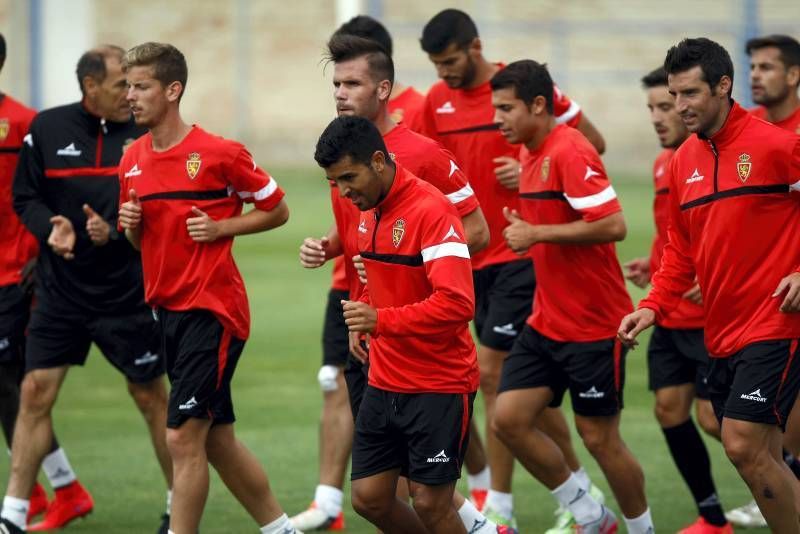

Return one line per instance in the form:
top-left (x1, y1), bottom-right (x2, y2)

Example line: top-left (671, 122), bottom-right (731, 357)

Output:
top-left (1, 0), bottom-right (798, 174)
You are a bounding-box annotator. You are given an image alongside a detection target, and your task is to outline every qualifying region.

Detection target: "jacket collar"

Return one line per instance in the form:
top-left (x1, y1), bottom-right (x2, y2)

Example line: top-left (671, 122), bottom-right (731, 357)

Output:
top-left (699, 100), bottom-right (749, 147)
top-left (375, 163), bottom-right (410, 213)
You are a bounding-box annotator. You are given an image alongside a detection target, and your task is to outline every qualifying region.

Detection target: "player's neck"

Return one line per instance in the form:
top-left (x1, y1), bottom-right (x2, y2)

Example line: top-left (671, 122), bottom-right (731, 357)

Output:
top-left (374, 109), bottom-right (396, 136)
top-left (525, 116), bottom-right (556, 151)
top-left (764, 93), bottom-right (800, 123)
top-left (150, 112), bottom-right (192, 152)
top-left (390, 82), bottom-right (407, 100)
top-left (701, 99), bottom-right (732, 139)
top-left (464, 57), bottom-right (498, 90)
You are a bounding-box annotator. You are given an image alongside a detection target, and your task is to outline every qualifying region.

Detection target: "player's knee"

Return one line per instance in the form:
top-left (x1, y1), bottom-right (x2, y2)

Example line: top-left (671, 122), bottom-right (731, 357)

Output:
top-left (697, 409), bottom-right (721, 439)
top-left (127, 380), bottom-right (161, 413)
top-left (318, 365), bottom-right (340, 392)
top-left (351, 488), bottom-right (388, 522)
top-left (653, 396), bottom-right (686, 427)
top-left (722, 433), bottom-right (762, 471)
top-left (410, 490), bottom-right (447, 524)
top-left (478, 372), bottom-right (500, 401)
top-left (19, 372), bottom-right (57, 415)
top-left (492, 403), bottom-right (521, 444)
top-left (166, 426), bottom-right (204, 459)
top-left (577, 421), bottom-right (617, 458)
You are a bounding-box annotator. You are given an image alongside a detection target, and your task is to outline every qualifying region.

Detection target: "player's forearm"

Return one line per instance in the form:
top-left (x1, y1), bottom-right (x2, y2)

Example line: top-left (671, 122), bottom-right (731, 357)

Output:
top-left (462, 208), bottom-right (489, 254)
top-left (534, 211), bottom-right (626, 245)
top-left (324, 224), bottom-right (344, 259)
top-left (124, 227), bottom-right (142, 250)
top-left (576, 114), bottom-right (606, 155)
top-left (219, 200), bottom-right (289, 237)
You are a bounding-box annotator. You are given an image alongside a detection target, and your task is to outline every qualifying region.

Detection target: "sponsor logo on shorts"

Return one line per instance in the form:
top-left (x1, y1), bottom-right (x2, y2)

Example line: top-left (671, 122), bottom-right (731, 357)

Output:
top-left (492, 323), bottom-right (518, 336)
top-left (0, 337), bottom-right (9, 351)
top-left (740, 388), bottom-right (768, 403)
top-left (426, 450), bottom-right (450, 463)
top-left (179, 396), bottom-right (199, 410)
top-left (579, 386), bottom-right (605, 399)
top-left (134, 351), bottom-right (159, 366)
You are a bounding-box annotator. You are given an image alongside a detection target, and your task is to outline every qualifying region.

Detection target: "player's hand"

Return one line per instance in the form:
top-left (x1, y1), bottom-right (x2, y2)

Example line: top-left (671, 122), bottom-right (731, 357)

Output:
top-left (353, 255), bottom-right (367, 284)
top-left (502, 206), bottom-right (536, 255)
top-left (682, 283), bottom-right (703, 305)
top-left (623, 257), bottom-right (651, 288)
top-left (47, 215), bottom-right (76, 260)
top-left (773, 272), bottom-right (800, 312)
top-left (118, 189), bottom-right (142, 230)
top-left (494, 156), bottom-right (521, 190)
top-left (342, 300), bottom-right (377, 334)
top-left (19, 257), bottom-right (37, 295)
top-left (82, 203), bottom-right (111, 246)
top-left (617, 308), bottom-right (656, 349)
top-left (299, 236), bottom-right (329, 268)
top-left (348, 331), bottom-right (370, 364)
top-left (186, 206), bottom-right (221, 243)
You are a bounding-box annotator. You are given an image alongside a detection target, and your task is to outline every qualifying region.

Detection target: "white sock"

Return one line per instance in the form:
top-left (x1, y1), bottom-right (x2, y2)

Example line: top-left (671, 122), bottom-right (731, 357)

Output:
top-left (624, 508), bottom-right (654, 534)
top-left (551, 473), bottom-right (602, 524)
top-left (457, 499), bottom-right (495, 533)
top-left (484, 490), bottom-right (513, 519)
top-left (573, 467), bottom-right (591, 490)
top-left (166, 489), bottom-right (172, 515)
top-left (467, 466), bottom-right (490, 490)
top-left (314, 484), bottom-right (343, 517)
top-left (42, 447), bottom-right (77, 488)
top-left (261, 513), bottom-right (295, 534)
top-left (1, 496), bottom-right (29, 529)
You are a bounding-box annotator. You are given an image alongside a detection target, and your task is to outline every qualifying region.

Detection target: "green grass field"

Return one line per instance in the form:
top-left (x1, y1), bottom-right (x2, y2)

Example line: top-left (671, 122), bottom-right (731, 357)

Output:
top-left (0, 170), bottom-right (770, 533)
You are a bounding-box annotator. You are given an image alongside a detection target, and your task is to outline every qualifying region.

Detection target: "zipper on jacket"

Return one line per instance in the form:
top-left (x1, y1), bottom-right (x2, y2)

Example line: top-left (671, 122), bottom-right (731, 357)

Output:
top-left (707, 140), bottom-right (719, 193)
top-left (95, 119), bottom-right (106, 167)
top-left (371, 209), bottom-right (381, 252)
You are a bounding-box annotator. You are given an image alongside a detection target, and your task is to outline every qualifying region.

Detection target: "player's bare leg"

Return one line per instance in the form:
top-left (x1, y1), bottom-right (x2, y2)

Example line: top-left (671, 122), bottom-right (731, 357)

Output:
top-left (478, 346), bottom-right (512, 493)
top-left (127, 378), bottom-right (173, 487)
top-left (722, 418), bottom-right (800, 533)
top-left (785, 395), bottom-right (800, 456)
top-left (409, 480), bottom-right (465, 534)
top-left (696, 399), bottom-right (721, 440)
top-left (319, 370), bottom-right (353, 490)
top-left (352, 469), bottom-right (428, 533)
top-left (6, 367), bottom-right (68, 500)
top-left (537, 407), bottom-right (582, 472)
top-left (205, 423), bottom-right (287, 526)
top-left (574, 414), bottom-right (647, 519)
top-left (166, 417), bottom-right (211, 533)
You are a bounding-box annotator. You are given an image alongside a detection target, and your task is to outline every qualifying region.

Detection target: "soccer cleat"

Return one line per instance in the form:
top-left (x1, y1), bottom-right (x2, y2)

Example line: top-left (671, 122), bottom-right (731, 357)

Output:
top-left (470, 488), bottom-right (488, 512)
top-left (482, 505), bottom-right (518, 530)
top-left (27, 480), bottom-right (93, 531)
top-left (27, 483), bottom-right (48, 522)
top-left (725, 500), bottom-right (767, 528)
top-left (0, 518), bottom-right (24, 534)
top-left (157, 513), bottom-right (169, 534)
top-left (289, 502), bottom-right (344, 531)
top-left (548, 483), bottom-right (606, 533)
top-left (572, 506), bottom-right (618, 534)
top-left (678, 517), bottom-right (734, 533)
top-left (495, 525), bottom-right (519, 534)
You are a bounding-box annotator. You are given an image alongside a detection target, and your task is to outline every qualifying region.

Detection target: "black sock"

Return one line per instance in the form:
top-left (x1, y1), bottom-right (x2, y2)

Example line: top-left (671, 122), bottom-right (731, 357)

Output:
top-left (783, 448), bottom-right (800, 480)
top-left (662, 419), bottom-right (727, 526)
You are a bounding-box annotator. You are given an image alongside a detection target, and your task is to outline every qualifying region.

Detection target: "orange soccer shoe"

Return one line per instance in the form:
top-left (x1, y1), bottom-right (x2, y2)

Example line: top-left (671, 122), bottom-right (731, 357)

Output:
top-left (28, 481), bottom-right (93, 531)
top-left (678, 517), bottom-right (734, 534)
top-left (290, 501), bottom-right (345, 531)
top-left (26, 483), bottom-right (48, 522)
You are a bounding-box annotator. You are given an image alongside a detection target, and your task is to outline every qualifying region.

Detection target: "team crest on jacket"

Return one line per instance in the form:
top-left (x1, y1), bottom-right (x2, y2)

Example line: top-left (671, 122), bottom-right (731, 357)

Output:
top-left (541, 156), bottom-right (550, 181)
top-left (186, 152), bottom-right (201, 179)
top-left (736, 153), bottom-right (751, 182)
top-left (392, 218), bottom-right (406, 247)
top-left (0, 119), bottom-right (9, 141)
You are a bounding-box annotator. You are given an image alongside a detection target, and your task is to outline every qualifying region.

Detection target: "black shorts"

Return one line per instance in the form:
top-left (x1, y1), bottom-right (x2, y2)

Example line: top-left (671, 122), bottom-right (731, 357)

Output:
top-left (322, 289), bottom-right (349, 367)
top-left (157, 308), bottom-right (245, 429)
top-left (0, 284), bottom-right (31, 365)
top-left (344, 354), bottom-right (368, 421)
top-left (351, 386), bottom-right (474, 485)
top-left (648, 326), bottom-right (710, 399)
top-left (498, 325), bottom-right (626, 417)
top-left (707, 339), bottom-right (800, 430)
top-left (25, 295), bottom-right (164, 383)
top-left (473, 259), bottom-right (535, 352)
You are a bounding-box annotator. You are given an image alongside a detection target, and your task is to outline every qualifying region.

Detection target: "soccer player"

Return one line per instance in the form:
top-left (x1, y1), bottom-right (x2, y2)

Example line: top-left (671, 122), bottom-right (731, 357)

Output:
top-left (117, 42), bottom-right (295, 534)
top-left (624, 66), bottom-right (730, 534)
top-left (314, 114), bottom-right (479, 534)
top-left (418, 9), bottom-right (605, 528)
top-left (0, 45), bottom-right (172, 534)
top-left (724, 33), bottom-right (800, 529)
top-left (296, 33), bottom-right (508, 534)
top-left (490, 59), bottom-right (652, 534)
top-left (619, 37), bottom-right (800, 534)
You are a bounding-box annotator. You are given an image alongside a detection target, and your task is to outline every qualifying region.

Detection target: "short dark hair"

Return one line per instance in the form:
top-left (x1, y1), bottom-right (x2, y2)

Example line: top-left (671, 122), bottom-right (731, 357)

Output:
top-left (664, 38), bottom-right (734, 96)
top-left (337, 15), bottom-right (393, 57)
top-left (420, 9), bottom-right (478, 54)
top-left (76, 45), bottom-right (125, 95)
top-left (490, 60), bottom-right (554, 114)
top-left (326, 33), bottom-right (394, 85)
top-left (123, 42), bottom-right (188, 98)
top-left (0, 33), bottom-right (6, 65)
top-left (641, 66), bottom-right (668, 88)
top-left (746, 34), bottom-right (800, 70)
top-left (314, 116), bottom-right (391, 169)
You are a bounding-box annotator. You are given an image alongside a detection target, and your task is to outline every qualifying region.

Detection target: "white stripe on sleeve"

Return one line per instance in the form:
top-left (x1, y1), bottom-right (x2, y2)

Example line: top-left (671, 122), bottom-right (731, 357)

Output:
top-left (421, 241), bottom-right (470, 263)
top-left (236, 178), bottom-right (278, 201)
top-left (446, 183), bottom-right (475, 204)
top-left (564, 185), bottom-right (617, 210)
top-left (790, 179), bottom-right (800, 192)
top-left (555, 100), bottom-right (581, 125)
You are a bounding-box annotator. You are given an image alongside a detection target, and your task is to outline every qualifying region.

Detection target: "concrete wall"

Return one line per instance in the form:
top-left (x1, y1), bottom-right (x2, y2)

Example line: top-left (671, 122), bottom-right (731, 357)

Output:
top-left (1, 0), bottom-right (798, 173)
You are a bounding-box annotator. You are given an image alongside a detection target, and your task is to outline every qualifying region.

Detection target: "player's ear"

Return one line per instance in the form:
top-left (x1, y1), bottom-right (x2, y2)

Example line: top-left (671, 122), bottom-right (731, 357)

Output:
top-left (377, 79), bottom-right (392, 102)
top-left (371, 150), bottom-right (386, 174)
top-left (468, 37), bottom-right (482, 57)
top-left (715, 75), bottom-right (732, 99)
top-left (787, 65), bottom-right (800, 88)
top-left (532, 94), bottom-right (548, 115)
top-left (165, 80), bottom-right (184, 103)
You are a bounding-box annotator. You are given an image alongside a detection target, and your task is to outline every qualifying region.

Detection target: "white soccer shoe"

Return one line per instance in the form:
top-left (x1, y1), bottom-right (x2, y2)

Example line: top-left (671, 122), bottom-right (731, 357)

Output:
top-left (725, 499), bottom-right (767, 528)
top-left (547, 483), bottom-right (606, 533)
